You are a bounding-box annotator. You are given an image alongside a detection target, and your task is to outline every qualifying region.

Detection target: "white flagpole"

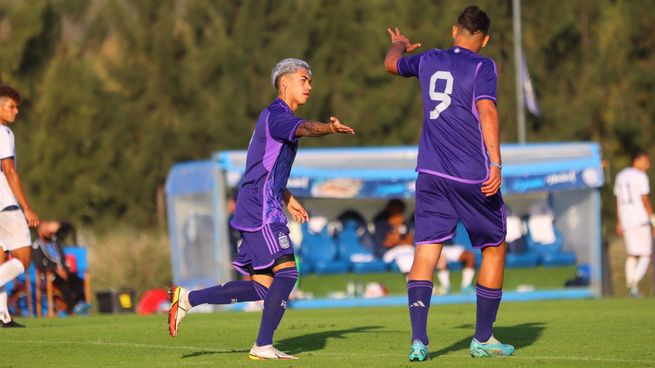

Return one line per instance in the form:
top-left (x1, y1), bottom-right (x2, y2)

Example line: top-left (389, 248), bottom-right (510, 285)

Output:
top-left (513, 0), bottom-right (526, 144)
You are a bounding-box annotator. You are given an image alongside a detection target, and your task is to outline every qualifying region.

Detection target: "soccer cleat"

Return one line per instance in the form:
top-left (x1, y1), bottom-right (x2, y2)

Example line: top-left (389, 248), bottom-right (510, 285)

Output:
top-left (408, 340), bottom-right (429, 362)
top-left (248, 344), bottom-right (298, 360)
top-left (469, 335), bottom-right (515, 357)
top-left (433, 285), bottom-right (450, 296)
top-left (1, 319), bottom-right (25, 328)
top-left (168, 286), bottom-right (190, 337)
top-left (629, 287), bottom-right (642, 298)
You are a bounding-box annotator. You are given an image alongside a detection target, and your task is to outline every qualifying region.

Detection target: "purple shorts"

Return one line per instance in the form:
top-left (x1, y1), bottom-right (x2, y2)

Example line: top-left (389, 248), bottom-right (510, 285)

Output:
top-left (232, 223), bottom-right (295, 275)
top-left (414, 173), bottom-right (506, 248)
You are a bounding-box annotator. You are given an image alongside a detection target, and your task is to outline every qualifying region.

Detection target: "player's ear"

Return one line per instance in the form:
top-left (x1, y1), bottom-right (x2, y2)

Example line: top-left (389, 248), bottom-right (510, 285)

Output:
top-left (481, 34), bottom-right (490, 48)
top-left (451, 25), bottom-right (458, 39)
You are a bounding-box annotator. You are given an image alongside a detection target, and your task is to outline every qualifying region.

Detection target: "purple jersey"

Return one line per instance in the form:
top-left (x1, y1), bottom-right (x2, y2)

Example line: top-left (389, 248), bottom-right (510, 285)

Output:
top-left (231, 98), bottom-right (304, 231)
top-left (397, 46), bottom-right (498, 183)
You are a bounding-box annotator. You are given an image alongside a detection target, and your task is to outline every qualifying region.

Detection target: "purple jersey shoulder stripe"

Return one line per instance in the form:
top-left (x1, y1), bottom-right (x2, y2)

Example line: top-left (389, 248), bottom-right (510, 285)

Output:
top-left (475, 95), bottom-right (497, 102)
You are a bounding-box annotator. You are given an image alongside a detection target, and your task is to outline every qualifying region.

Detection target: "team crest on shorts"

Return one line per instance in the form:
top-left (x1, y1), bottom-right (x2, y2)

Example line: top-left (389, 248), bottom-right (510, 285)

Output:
top-left (278, 233), bottom-right (290, 249)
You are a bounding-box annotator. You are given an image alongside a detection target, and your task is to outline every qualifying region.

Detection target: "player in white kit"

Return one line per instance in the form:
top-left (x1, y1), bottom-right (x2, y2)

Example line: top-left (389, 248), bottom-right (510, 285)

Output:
top-left (0, 85), bottom-right (40, 326)
top-left (614, 151), bottom-right (654, 297)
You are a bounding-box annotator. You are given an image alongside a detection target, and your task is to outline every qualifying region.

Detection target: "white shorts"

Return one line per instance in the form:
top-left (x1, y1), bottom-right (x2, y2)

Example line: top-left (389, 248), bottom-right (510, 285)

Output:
top-left (442, 246), bottom-right (465, 262)
top-left (0, 210), bottom-right (31, 251)
top-left (624, 225), bottom-right (653, 256)
top-left (383, 245), bottom-right (415, 274)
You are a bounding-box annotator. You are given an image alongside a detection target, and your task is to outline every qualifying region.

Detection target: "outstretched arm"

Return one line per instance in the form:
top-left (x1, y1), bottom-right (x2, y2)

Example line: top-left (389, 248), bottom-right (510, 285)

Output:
top-left (1, 158), bottom-right (39, 226)
top-left (478, 99), bottom-right (502, 197)
top-left (384, 27), bottom-right (421, 74)
top-left (295, 116), bottom-right (355, 137)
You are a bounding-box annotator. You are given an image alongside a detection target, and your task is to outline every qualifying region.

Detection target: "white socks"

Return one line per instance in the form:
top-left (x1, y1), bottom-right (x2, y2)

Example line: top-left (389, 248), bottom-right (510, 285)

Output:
top-left (462, 267), bottom-right (475, 288)
top-left (0, 258), bottom-right (24, 288)
top-left (437, 270), bottom-right (450, 289)
top-left (626, 255), bottom-right (651, 290)
top-left (0, 285), bottom-right (8, 323)
top-left (633, 256), bottom-right (651, 288)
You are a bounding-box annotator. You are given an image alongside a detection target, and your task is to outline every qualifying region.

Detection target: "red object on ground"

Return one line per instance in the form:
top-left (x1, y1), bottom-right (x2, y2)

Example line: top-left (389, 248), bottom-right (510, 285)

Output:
top-left (65, 254), bottom-right (78, 274)
top-left (137, 288), bottom-right (170, 315)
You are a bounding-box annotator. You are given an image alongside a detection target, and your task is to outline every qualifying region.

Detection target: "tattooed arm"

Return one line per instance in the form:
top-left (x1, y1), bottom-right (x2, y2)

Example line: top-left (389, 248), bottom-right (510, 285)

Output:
top-left (478, 99), bottom-right (502, 196)
top-left (295, 116), bottom-right (355, 137)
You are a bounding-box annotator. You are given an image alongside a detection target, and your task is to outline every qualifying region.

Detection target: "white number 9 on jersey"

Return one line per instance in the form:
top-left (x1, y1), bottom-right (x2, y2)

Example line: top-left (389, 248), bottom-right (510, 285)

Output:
top-left (429, 71), bottom-right (454, 120)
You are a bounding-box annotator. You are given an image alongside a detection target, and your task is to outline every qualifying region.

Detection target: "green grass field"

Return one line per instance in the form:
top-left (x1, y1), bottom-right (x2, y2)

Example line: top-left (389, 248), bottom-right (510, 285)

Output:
top-left (3, 298), bottom-right (654, 367)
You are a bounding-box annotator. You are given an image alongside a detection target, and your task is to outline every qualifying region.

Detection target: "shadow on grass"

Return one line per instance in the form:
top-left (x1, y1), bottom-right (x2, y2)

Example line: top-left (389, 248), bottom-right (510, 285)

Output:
top-left (429, 322), bottom-right (545, 359)
top-left (277, 325), bottom-right (383, 354)
top-left (182, 349), bottom-right (249, 359)
top-left (182, 325), bottom-right (383, 358)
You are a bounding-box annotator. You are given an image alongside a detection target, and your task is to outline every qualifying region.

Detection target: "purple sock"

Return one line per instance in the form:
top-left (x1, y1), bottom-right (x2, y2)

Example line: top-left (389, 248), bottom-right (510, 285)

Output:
top-left (475, 283), bottom-right (502, 342)
top-left (255, 267), bottom-right (298, 346)
top-left (407, 280), bottom-right (433, 346)
top-left (188, 280), bottom-right (268, 307)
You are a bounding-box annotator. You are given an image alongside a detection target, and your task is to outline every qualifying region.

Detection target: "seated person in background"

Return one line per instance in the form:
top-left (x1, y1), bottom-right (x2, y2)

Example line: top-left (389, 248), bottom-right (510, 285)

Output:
top-left (32, 221), bottom-right (87, 314)
top-left (434, 242), bottom-right (476, 295)
top-left (374, 199), bottom-right (415, 274)
top-left (505, 214), bottom-right (527, 253)
top-left (336, 209), bottom-right (376, 251)
top-left (527, 200), bottom-right (557, 244)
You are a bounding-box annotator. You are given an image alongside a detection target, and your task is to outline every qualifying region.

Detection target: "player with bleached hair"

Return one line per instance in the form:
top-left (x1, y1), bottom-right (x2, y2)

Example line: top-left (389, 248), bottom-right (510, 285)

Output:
top-left (384, 5), bottom-right (514, 360)
top-left (168, 58), bottom-right (354, 360)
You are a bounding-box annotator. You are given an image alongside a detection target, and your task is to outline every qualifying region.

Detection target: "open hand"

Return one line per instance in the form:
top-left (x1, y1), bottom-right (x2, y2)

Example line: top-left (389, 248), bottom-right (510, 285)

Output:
top-left (287, 196), bottom-right (309, 224)
top-left (329, 117), bottom-right (355, 135)
top-left (387, 27), bottom-right (421, 53)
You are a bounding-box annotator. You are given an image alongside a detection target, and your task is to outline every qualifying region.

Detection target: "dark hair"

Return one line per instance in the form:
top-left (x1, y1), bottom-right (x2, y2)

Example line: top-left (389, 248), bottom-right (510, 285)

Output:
top-left (385, 199), bottom-right (406, 213)
top-left (0, 85), bottom-right (22, 103)
top-left (457, 6), bottom-right (491, 35)
top-left (55, 221), bottom-right (77, 244)
top-left (631, 150), bottom-right (649, 163)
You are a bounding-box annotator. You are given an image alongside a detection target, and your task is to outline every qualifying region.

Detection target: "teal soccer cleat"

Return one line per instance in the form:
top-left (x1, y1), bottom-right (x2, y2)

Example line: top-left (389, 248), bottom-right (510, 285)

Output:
top-left (408, 340), bottom-right (429, 362)
top-left (469, 336), bottom-right (515, 358)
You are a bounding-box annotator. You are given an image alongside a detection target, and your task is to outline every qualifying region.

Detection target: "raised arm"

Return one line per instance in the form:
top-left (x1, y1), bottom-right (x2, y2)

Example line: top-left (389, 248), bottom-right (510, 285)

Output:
top-left (1, 158), bottom-right (39, 226)
top-left (478, 99), bottom-right (502, 197)
top-left (384, 27), bottom-right (421, 74)
top-left (295, 117), bottom-right (354, 137)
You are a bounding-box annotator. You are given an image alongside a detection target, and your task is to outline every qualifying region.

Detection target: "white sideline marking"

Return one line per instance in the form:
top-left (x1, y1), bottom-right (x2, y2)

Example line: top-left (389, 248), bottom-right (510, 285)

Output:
top-left (4, 340), bottom-right (655, 364)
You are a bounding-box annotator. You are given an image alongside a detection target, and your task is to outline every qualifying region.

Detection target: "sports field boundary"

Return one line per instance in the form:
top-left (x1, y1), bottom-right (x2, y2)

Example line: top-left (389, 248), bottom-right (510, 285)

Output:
top-left (225, 288), bottom-right (593, 311)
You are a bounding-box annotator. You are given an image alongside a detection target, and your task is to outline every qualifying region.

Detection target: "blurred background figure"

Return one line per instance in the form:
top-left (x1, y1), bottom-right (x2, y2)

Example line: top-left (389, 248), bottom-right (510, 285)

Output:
top-left (614, 151), bottom-right (655, 298)
top-left (32, 221), bottom-right (88, 314)
top-left (374, 199), bottom-right (415, 275)
top-left (434, 243), bottom-right (476, 295)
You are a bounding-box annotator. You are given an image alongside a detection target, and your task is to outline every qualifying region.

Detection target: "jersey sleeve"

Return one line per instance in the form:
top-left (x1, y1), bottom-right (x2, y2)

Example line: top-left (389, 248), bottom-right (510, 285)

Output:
top-left (640, 174), bottom-right (650, 195)
top-left (396, 51), bottom-right (426, 78)
top-left (0, 129), bottom-right (13, 160)
top-left (474, 59), bottom-right (498, 103)
top-left (268, 111), bottom-right (304, 143)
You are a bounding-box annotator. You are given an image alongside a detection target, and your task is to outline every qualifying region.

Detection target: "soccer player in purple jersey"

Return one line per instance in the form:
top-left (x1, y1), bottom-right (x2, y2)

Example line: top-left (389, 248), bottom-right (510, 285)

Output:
top-left (384, 6), bottom-right (514, 360)
top-left (168, 58), bottom-right (354, 360)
